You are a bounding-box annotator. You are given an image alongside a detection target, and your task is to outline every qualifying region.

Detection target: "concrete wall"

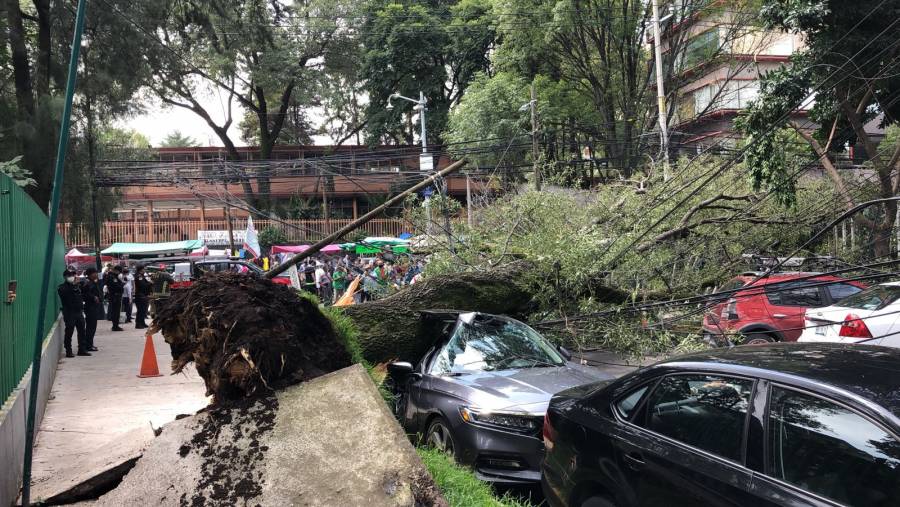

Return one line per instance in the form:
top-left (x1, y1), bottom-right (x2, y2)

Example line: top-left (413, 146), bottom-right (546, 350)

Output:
top-left (0, 316), bottom-right (63, 507)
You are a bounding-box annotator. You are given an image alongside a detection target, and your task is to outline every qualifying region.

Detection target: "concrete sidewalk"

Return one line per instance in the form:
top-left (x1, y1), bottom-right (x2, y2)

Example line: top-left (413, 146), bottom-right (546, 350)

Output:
top-left (27, 323), bottom-right (209, 500)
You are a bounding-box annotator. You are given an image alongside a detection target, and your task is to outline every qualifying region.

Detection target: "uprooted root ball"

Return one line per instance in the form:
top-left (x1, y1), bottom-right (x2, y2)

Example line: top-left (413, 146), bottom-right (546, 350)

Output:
top-left (150, 273), bottom-right (351, 402)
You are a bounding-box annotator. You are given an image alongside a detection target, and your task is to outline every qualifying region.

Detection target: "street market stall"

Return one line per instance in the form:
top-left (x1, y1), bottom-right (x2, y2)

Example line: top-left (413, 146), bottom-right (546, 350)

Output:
top-left (101, 239), bottom-right (205, 259)
top-left (340, 237), bottom-right (410, 255)
top-left (271, 244), bottom-right (343, 255)
top-left (64, 248), bottom-right (113, 270)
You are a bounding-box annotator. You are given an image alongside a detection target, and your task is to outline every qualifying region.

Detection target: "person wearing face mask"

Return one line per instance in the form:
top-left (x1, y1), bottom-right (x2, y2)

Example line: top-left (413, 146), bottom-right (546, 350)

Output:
top-left (133, 266), bottom-right (152, 329)
top-left (57, 269), bottom-right (89, 357)
top-left (106, 265), bottom-right (125, 331)
top-left (81, 268), bottom-right (103, 351)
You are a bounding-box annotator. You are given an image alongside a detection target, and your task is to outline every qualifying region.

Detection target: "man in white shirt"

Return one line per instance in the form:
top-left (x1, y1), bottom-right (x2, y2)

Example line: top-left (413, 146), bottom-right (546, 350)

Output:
top-left (122, 267), bottom-right (134, 324)
top-left (314, 262), bottom-right (331, 302)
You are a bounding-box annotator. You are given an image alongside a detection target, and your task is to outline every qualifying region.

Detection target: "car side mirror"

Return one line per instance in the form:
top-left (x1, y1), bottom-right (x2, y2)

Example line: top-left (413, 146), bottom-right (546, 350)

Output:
top-left (387, 361), bottom-right (417, 379)
top-left (558, 345), bottom-right (573, 361)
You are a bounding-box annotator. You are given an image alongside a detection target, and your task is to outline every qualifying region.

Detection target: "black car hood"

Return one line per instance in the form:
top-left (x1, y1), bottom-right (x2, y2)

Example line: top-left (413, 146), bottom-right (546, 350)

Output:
top-left (437, 363), bottom-right (611, 414)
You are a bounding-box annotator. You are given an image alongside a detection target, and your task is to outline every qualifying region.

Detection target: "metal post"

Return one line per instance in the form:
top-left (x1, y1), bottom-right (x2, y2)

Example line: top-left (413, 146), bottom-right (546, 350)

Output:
top-left (21, 1), bottom-right (87, 504)
top-left (530, 84), bottom-right (541, 191)
top-left (652, 0), bottom-right (670, 180)
top-left (466, 174), bottom-right (473, 228)
top-left (419, 91), bottom-right (427, 152)
top-left (86, 99), bottom-right (102, 272)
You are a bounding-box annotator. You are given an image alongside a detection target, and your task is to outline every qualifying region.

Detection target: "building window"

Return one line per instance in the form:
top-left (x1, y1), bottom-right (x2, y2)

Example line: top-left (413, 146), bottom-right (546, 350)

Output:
top-left (682, 29), bottom-right (721, 70)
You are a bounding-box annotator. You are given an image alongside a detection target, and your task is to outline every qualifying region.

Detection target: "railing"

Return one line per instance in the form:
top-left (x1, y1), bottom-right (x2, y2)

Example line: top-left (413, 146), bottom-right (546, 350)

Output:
top-left (1, 174), bottom-right (64, 404)
top-left (58, 218), bottom-right (410, 247)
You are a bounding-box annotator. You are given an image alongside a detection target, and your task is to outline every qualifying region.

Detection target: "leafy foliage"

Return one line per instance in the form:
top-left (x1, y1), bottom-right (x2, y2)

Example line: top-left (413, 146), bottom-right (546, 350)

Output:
top-left (258, 227), bottom-right (288, 248)
top-left (422, 156), bottom-right (838, 353)
top-left (0, 156), bottom-right (35, 188)
top-left (361, 0), bottom-right (495, 146)
top-left (159, 130), bottom-right (200, 148)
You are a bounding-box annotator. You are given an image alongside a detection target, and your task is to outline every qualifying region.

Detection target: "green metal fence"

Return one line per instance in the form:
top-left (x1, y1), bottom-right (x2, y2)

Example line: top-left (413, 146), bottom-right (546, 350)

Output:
top-left (0, 173), bottom-right (64, 405)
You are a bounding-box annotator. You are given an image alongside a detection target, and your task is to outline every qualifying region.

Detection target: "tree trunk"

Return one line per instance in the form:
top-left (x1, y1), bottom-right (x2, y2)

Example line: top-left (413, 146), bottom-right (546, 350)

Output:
top-left (341, 261), bottom-right (638, 365)
top-left (342, 262), bottom-right (537, 364)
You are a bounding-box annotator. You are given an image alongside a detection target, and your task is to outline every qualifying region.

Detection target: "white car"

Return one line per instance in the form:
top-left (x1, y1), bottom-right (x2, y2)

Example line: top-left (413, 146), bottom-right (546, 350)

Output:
top-left (798, 282), bottom-right (900, 344)
top-left (859, 334), bottom-right (900, 348)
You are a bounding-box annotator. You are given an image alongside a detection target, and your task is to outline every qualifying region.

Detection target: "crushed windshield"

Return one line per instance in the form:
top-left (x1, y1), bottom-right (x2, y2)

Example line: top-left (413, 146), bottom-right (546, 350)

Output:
top-left (429, 316), bottom-right (565, 375)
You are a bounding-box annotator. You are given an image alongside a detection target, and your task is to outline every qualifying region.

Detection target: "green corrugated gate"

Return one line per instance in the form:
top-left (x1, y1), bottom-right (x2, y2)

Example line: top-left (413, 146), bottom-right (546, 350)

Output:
top-left (0, 172), bottom-right (64, 405)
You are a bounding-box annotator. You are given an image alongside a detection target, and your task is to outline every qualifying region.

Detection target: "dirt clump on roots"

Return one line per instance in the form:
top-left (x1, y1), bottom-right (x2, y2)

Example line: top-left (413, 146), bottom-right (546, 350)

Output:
top-left (149, 272), bottom-right (351, 403)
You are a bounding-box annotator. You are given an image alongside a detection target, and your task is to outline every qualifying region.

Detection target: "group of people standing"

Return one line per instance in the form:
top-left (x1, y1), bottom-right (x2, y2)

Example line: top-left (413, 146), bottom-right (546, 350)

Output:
top-left (295, 255), bottom-right (425, 304)
top-left (56, 263), bottom-right (153, 358)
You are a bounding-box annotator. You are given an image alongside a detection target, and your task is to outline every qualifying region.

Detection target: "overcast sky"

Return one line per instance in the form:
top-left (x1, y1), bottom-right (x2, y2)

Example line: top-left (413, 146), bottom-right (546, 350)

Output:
top-left (122, 85), bottom-right (337, 147)
top-left (121, 85), bottom-right (247, 147)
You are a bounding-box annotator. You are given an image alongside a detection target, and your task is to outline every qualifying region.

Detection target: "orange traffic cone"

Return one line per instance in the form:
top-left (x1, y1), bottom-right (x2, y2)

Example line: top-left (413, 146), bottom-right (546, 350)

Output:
top-left (137, 333), bottom-right (163, 378)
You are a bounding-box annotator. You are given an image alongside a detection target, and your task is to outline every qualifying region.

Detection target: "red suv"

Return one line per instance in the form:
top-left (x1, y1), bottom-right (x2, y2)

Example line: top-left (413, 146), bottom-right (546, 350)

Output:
top-left (702, 272), bottom-right (866, 345)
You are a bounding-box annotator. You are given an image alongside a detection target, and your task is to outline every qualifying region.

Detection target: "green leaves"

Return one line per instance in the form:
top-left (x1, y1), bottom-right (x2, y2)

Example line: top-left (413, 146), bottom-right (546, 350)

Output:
top-left (0, 156), bottom-right (36, 188)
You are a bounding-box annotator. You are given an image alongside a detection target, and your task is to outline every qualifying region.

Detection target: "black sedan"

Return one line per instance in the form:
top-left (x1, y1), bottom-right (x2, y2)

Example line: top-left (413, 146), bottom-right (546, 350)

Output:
top-left (388, 311), bottom-right (611, 484)
top-left (542, 343), bottom-right (900, 507)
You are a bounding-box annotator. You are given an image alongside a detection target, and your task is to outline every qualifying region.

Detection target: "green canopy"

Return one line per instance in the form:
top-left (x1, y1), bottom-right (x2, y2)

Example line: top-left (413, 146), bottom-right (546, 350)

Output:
top-left (340, 237), bottom-right (410, 255)
top-left (101, 239), bottom-right (205, 256)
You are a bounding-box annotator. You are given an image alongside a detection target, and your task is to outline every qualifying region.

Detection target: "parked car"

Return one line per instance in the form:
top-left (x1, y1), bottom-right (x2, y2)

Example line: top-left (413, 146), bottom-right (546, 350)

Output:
top-left (859, 333), bottom-right (900, 348)
top-left (541, 343), bottom-right (900, 507)
top-left (702, 272), bottom-right (865, 345)
top-left (799, 282), bottom-right (900, 344)
top-left (386, 311), bottom-right (611, 484)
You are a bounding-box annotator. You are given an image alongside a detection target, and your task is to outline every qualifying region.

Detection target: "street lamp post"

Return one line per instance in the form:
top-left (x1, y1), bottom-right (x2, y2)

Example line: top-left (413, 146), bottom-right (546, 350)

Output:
top-left (387, 91), bottom-right (441, 239)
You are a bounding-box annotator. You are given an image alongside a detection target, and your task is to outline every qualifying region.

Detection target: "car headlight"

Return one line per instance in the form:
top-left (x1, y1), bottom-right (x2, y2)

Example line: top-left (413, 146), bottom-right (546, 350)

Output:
top-left (459, 407), bottom-right (540, 433)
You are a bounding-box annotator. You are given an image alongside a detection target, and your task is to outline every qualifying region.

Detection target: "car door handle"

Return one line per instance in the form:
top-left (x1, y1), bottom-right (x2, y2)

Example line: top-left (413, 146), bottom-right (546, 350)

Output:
top-left (623, 452), bottom-right (645, 471)
top-left (772, 313), bottom-right (787, 319)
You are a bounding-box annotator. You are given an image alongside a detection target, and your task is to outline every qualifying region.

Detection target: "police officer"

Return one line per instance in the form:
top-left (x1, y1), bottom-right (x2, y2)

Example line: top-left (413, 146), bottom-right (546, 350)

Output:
top-left (57, 269), bottom-right (89, 357)
top-left (81, 268), bottom-right (103, 351)
top-left (133, 265), bottom-right (152, 329)
top-left (106, 265), bottom-right (125, 331)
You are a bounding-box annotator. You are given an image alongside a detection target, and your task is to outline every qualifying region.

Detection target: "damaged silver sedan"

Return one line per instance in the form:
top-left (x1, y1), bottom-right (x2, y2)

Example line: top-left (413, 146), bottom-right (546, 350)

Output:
top-left (387, 311), bottom-right (611, 484)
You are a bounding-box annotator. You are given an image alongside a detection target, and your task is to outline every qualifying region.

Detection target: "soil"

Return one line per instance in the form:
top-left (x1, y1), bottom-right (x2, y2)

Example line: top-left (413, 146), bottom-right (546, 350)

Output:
top-left (177, 395), bottom-right (279, 507)
top-left (150, 273), bottom-right (351, 403)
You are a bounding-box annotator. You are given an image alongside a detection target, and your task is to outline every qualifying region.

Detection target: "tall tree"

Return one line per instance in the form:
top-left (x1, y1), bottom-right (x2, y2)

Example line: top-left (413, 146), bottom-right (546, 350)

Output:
top-left (1, 0), bottom-right (159, 211)
top-left (145, 0), bottom-right (360, 211)
top-left (737, 0), bottom-right (900, 257)
top-left (160, 130), bottom-right (201, 148)
top-left (361, 0), bottom-right (495, 147)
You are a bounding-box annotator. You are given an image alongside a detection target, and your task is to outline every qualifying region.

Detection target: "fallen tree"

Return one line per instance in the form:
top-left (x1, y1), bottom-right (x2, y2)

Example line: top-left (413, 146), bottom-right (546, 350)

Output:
top-left (149, 273), bottom-right (351, 402)
top-left (342, 260), bottom-right (658, 365)
top-left (341, 261), bottom-right (537, 364)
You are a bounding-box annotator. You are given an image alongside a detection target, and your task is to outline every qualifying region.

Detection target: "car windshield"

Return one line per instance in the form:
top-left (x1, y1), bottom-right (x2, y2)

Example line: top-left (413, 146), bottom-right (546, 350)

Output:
top-left (836, 285), bottom-right (900, 311)
top-left (429, 316), bottom-right (565, 375)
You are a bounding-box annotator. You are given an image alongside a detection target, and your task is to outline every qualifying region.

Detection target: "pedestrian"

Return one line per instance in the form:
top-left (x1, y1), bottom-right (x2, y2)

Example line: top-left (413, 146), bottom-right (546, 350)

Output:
top-left (122, 267), bottom-right (134, 324)
top-left (81, 268), bottom-right (103, 352)
top-left (332, 264), bottom-right (348, 303)
top-left (106, 265), bottom-right (125, 331)
top-left (134, 265), bottom-right (152, 329)
top-left (57, 269), bottom-right (89, 357)
top-left (314, 261), bottom-right (331, 303)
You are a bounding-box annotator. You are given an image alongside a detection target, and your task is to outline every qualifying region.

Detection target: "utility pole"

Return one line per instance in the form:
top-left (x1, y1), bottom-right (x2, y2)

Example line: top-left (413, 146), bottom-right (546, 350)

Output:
top-left (530, 84), bottom-right (541, 191)
top-left (86, 98), bottom-right (102, 273)
top-left (651, 0), bottom-right (671, 181)
top-left (222, 161), bottom-right (235, 256)
top-left (465, 173), bottom-right (473, 228)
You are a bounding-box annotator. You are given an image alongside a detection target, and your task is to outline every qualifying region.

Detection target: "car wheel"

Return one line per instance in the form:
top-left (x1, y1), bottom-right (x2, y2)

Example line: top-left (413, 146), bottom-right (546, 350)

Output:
top-left (425, 417), bottom-right (456, 457)
top-left (582, 495), bottom-right (616, 507)
top-left (743, 332), bottom-right (775, 345)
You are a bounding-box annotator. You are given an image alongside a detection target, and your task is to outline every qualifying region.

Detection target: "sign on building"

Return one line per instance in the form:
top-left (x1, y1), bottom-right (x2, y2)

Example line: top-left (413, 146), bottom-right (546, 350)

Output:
top-left (198, 230), bottom-right (246, 246)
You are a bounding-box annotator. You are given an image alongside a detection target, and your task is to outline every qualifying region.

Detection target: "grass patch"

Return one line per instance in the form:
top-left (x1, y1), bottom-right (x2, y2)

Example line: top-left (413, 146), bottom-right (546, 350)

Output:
top-left (417, 448), bottom-right (533, 507)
